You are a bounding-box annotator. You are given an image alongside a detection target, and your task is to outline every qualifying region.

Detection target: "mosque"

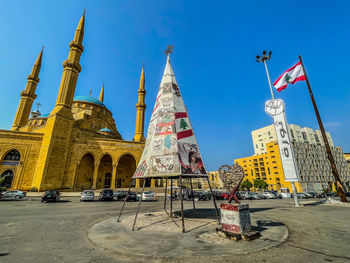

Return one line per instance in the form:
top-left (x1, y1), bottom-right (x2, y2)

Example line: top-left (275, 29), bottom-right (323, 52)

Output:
top-left (0, 12), bottom-right (161, 191)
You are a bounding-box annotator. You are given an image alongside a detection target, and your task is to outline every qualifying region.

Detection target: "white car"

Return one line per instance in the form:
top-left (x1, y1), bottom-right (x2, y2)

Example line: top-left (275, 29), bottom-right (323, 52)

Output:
top-left (261, 192), bottom-right (276, 199)
top-left (80, 190), bottom-right (95, 202)
top-left (138, 191), bottom-right (157, 201)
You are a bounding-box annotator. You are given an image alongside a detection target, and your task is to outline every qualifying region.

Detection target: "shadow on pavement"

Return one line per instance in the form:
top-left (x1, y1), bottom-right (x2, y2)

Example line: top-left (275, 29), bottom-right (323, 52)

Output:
top-left (249, 207), bottom-right (275, 213)
top-left (173, 208), bottom-right (219, 219)
top-left (257, 219), bottom-right (285, 227)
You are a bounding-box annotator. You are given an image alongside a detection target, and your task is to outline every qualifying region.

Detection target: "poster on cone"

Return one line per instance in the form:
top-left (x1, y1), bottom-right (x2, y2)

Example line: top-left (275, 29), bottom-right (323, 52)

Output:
top-left (133, 57), bottom-right (208, 178)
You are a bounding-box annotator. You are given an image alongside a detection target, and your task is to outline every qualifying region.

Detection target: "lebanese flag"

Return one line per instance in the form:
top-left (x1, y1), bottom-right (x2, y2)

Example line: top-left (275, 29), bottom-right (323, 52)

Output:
top-left (273, 61), bottom-right (305, 92)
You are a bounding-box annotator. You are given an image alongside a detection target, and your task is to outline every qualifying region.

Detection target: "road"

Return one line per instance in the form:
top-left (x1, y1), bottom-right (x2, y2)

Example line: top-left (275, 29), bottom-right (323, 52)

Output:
top-left (0, 196), bottom-right (349, 263)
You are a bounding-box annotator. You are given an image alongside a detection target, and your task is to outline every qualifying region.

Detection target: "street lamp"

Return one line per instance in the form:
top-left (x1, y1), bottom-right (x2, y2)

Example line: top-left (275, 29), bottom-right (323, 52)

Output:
top-left (256, 51), bottom-right (274, 99)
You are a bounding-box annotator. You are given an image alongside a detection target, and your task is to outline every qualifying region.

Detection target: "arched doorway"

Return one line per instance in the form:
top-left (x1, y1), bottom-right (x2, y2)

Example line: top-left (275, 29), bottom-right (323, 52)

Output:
top-left (76, 153), bottom-right (94, 190)
top-left (0, 170), bottom-right (14, 189)
top-left (116, 154), bottom-right (136, 188)
top-left (97, 154), bottom-right (113, 189)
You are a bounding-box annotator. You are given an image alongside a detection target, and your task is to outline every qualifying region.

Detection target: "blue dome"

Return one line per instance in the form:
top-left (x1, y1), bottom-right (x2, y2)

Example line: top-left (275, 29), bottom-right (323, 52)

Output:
top-left (73, 96), bottom-right (106, 108)
top-left (99, 128), bottom-right (113, 133)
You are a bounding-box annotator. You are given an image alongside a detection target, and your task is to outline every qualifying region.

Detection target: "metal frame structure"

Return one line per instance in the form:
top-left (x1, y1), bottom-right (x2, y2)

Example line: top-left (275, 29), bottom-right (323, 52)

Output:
top-left (117, 175), bottom-right (220, 233)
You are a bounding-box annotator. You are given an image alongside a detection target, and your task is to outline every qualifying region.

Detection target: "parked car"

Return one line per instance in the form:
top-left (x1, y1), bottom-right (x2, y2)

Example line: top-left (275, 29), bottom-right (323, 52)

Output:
top-left (296, 192), bottom-right (308, 199)
top-left (41, 190), bottom-right (60, 202)
top-left (194, 191), bottom-right (211, 201)
top-left (261, 192), bottom-right (276, 199)
top-left (0, 190), bottom-right (26, 200)
top-left (125, 191), bottom-right (138, 201)
top-left (99, 189), bottom-right (114, 201)
top-left (138, 191), bottom-right (157, 201)
top-left (239, 191), bottom-right (254, 200)
top-left (113, 191), bottom-right (128, 201)
top-left (250, 192), bottom-right (263, 200)
top-left (80, 190), bottom-right (94, 202)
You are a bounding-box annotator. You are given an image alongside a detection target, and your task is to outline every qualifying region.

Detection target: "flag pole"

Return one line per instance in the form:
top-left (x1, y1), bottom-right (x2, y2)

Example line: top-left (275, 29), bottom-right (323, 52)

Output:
top-left (298, 55), bottom-right (347, 202)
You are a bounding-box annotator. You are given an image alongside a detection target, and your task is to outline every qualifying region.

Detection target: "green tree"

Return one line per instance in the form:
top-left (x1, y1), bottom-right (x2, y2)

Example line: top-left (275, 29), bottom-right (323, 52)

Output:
top-left (253, 179), bottom-right (268, 190)
top-left (179, 119), bottom-right (189, 130)
top-left (240, 179), bottom-right (253, 191)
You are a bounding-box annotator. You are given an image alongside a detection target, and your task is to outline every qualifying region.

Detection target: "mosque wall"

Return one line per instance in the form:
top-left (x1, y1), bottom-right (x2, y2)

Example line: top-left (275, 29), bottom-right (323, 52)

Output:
top-left (0, 129), bottom-right (43, 190)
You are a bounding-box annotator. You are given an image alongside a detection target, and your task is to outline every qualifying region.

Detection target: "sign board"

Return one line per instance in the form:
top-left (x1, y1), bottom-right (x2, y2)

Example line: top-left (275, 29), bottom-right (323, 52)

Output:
top-left (265, 99), bottom-right (299, 182)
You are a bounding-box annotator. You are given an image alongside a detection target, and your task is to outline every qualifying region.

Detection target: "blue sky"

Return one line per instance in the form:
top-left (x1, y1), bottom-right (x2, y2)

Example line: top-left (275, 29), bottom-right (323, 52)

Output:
top-left (0, 0), bottom-right (349, 170)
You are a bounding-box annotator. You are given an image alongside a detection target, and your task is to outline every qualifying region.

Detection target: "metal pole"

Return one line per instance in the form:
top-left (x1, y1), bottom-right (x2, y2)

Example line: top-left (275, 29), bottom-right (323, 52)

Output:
top-left (263, 60), bottom-right (275, 100)
top-left (179, 176), bottom-right (185, 233)
top-left (190, 178), bottom-right (196, 210)
top-left (291, 182), bottom-right (301, 207)
top-left (164, 178), bottom-right (168, 211)
top-left (299, 56), bottom-right (347, 202)
top-left (132, 178), bottom-right (146, 231)
top-left (117, 179), bottom-right (133, 222)
top-left (206, 177), bottom-right (220, 224)
top-left (170, 178), bottom-right (173, 217)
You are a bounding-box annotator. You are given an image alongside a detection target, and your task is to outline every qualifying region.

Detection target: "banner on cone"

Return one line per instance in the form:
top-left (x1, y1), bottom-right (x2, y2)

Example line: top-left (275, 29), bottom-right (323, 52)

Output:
top-left (133, 58), bottom-right (208, 178)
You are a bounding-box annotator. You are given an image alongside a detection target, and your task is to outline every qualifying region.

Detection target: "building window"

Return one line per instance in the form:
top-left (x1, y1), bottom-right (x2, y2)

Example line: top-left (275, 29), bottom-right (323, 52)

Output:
top-left (302, 131), bottom-right (308, 140)
top-left (4, 150), bottom-right (20, 161)
top-left (290, 130), bottom-right (295, 138)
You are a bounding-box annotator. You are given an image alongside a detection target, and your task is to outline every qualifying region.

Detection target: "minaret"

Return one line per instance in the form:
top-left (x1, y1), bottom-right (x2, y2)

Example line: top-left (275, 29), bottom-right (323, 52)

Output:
top-left (51, 10), bottom-right (85, 116)
top-left (133, 65), bottom-right (146, 142)
top-left (99, 82), bottom-right (104, 102)
top-left (32, 12), bottom-right (86, 191)
top-left (12, 48), bottom-right (43, 130)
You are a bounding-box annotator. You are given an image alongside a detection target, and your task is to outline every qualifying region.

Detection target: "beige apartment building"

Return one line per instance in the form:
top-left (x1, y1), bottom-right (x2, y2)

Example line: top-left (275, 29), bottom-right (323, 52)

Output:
top-left (251, 124), bottom-right (350, 192)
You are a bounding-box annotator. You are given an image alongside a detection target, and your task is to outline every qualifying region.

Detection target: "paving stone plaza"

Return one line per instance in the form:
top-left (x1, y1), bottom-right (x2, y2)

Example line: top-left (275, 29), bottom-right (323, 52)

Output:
top-left (0, 196), bottom-right (349, 263)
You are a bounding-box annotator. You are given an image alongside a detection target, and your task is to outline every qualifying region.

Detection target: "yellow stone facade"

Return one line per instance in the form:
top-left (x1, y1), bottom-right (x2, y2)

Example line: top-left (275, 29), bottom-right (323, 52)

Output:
top-left (0, 13), bottom-right (160, 191)
top-left (234, 142), bottom-right (303, 193)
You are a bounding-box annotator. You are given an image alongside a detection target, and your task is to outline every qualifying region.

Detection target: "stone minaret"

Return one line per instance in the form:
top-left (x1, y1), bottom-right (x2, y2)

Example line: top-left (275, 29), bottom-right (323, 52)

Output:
top-left (51, 10), bottom-right (85, 116)
top-left (32, 12), bottom-right (85, 190)
top-left (99, 82), bottom-right (104, 102)
top-left (133, 65), bottom-right (146, 142)
top-left (12, 48), bottom-right (43, 130)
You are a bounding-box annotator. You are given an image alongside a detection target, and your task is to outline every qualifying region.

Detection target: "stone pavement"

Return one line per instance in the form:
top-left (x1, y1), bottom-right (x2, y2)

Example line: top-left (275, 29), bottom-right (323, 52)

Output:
top-left (1, 197), bottom-right (349, 263)
top-left (88, 209), bottom-right (288, 262)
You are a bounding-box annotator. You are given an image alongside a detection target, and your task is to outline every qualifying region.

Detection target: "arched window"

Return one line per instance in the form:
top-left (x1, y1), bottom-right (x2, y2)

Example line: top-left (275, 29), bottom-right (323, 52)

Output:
top-left (4, 150), bottom-right (20, 161)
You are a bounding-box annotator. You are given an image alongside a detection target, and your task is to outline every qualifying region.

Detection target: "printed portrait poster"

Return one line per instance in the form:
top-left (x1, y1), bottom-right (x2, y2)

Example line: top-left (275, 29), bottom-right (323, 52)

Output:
top-left (178, 142), bottom-right (207, 175)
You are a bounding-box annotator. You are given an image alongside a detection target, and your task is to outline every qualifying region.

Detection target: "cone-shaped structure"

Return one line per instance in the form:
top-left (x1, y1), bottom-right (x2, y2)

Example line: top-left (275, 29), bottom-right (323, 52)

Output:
top-left (99, 82), bottom-right (104, 102)
top-left (133, 56), bottom-right (207, 178)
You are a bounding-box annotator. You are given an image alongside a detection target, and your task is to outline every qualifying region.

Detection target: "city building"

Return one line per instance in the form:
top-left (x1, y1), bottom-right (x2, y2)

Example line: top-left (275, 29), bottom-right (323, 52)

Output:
top-left (344, 153), bottom-right (350, 169)
top-left (0, 13), bottom-right (163, 191)
top-left (235, 142), bottom-right (302, 192)
top-left (247, 124), bottom-right (350, 192)
top-left (252, 124), bottom-right (333, 155)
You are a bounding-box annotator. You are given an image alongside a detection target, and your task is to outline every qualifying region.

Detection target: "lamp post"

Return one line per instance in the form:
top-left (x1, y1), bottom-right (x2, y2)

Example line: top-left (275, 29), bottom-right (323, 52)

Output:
top-left (256, 51), bottom-right (301, 207)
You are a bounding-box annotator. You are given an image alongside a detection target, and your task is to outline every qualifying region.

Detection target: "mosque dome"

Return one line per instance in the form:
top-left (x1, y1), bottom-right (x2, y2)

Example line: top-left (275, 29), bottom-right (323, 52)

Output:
top-left (99, 128), bottom-right (113, 133)
top-left (73, 95), bottom-right (106, 108)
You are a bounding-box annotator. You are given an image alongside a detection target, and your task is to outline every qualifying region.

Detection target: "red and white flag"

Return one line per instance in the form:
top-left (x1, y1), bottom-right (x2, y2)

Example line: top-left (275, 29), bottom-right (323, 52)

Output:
top-left (273, 61), bottom-right (305, 92)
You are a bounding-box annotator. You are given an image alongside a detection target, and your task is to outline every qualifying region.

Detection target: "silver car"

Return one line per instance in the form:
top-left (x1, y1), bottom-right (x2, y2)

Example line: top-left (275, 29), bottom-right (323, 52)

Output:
top-left (0, 190), bottom-right (26, 200)
top-left (138, 191), bottom-right (157, 201)
top-left (80, 190), bottom-right (95, 202)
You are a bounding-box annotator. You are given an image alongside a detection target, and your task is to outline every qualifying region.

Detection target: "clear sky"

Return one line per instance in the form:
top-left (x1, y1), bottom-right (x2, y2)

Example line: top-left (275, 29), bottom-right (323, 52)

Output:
top-left (0, 0), bottom-right (349, 170)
